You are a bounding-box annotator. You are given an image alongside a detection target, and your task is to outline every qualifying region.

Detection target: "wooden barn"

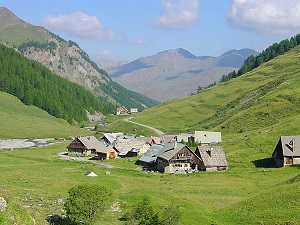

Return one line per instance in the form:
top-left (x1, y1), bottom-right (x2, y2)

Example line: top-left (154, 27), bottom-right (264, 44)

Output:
top-left (272, 136), bottom-right (300, 167)
top-left (67, 136), bottom-right (101, 156)
top-left (195, 145), bottom-right (228, 171)
top-left (157, 142), bottom-right (202, 174)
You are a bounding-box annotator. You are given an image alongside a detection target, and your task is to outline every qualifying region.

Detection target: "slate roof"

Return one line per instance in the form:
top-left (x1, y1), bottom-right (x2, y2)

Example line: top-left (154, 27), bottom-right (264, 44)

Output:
top-left (78, 136), bottom-right (102, 150)
top-left (96, 142), bottom-right (115, 154)
top-left (157, 142), bottom-right (186, 161)
top-left (138, 144), bottom-right (164, 163)
top-left (278, 136), bottom-right (300, 157)
top-left (196, 145), bottom-right (227, 167)
top-left (114, 138), bottom-right (146, 155)
top-left (103, 133), bottom-right (123, 145)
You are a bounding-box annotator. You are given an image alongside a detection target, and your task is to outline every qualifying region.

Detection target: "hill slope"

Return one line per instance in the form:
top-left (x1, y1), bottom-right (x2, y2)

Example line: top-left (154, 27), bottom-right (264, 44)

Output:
top-left (0, 7), bottom-right (158, 110)
top-left (132, 45), bottom-right (300, 139)
top-left (105, 48), bottom-right (258, 101)
top-left (0, 91), bottom-right (90, 139)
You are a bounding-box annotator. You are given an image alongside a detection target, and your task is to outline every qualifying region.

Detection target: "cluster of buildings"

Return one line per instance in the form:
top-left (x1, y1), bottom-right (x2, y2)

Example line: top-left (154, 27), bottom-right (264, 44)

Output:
top-left (67, 131), bottom-right (228, 173)
top-left (116, 106), bottom-right (138, 115)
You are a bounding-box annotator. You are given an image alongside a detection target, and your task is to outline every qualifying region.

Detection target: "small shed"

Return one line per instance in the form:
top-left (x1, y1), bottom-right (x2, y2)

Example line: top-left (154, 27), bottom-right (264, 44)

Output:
top-left (67, 136), bottom-right (101, 156)
top-left (272, 136), bottom-right (300, 167)
top-left (195, 145), bottom-right (228, 171)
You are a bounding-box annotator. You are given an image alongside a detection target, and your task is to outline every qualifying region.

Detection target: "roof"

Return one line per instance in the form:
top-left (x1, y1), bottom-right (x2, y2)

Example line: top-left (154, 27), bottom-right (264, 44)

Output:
top-left (157, 142), bottom-right (186, 161)
top-left (114, 138), bottom-right (146, 155)
top-left (86, 171), bottom-right (97, 177)
top-left (103, 133), bottom-right (123, 145)
top-left (278, 136), bottom-right (300, 157)
top-left (138, 144), bottom-right (164, 163)
top-left (196, 145), bottom-right (227, 167)
top-left (77, 136), bottom-right (102, 150)
top-left (194, 131), bottom-right (222, 144)
top-left (96, 142), bottom-right (115, 154)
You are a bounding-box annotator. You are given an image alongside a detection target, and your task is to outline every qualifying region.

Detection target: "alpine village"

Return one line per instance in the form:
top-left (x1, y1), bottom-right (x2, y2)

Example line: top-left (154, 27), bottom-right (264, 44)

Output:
top-left (1, 5), bottom-right (300, 225)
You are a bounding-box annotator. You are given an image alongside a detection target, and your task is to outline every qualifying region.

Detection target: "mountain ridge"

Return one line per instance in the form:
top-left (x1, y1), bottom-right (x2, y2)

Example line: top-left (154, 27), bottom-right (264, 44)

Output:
top-left (104, 48), bottom-right (258, 101)
top-left (0, 7), bottom-right (158, 111)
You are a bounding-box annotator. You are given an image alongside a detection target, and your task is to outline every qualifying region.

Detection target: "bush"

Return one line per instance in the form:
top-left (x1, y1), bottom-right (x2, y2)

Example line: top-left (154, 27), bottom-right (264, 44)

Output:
top-left (64, 184), bottom-right (112, 225)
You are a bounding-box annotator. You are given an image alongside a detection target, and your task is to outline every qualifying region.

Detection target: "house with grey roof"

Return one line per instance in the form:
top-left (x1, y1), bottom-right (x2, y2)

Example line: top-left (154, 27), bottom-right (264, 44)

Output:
top-left (272, 136), bottom-right (300, 167)
top-left (67, 136), bottom-right (102, 156)
top-left (114, 138), bottom-right (151, 157)
top-left (156, 142), bottom-right (202, 174)
top-left (137, 144), bottom-right (164, 169)
top-left (195, 145), bottom-right (228, 172)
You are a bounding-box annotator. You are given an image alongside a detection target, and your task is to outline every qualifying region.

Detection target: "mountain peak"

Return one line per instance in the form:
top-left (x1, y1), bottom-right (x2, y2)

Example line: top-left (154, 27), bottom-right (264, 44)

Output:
top-left (157, 48), bottom-right (198, 59)
top-left (0, 7), bottom-right (24, 31)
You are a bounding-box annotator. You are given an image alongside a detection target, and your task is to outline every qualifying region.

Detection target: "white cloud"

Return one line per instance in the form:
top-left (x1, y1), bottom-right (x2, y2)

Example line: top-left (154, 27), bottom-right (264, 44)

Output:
top-left (42, 11), bottom-right (116, 41)
top-left (134, 38), bottom-right (144, 45)
top-left (155, 0), bottom-right (199, 30)
top-left (227, 0), bottom-right (300, 35)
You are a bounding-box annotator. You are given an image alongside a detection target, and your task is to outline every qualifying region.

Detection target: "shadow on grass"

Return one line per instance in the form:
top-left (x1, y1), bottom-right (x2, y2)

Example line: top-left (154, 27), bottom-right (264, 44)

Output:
top-left (252, 157), bottom-right (277, 168)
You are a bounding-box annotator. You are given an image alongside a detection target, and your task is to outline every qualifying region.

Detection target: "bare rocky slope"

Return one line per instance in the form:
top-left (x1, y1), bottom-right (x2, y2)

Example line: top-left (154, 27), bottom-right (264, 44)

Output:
top-left (103, 48), bottom-right (258, 101)
top-left (0, 7), bottom-right (158, 110)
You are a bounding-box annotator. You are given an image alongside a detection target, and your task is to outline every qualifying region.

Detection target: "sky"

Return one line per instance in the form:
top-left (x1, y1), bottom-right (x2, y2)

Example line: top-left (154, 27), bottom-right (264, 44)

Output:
top-left (1, 0), bottom-right (300, 62)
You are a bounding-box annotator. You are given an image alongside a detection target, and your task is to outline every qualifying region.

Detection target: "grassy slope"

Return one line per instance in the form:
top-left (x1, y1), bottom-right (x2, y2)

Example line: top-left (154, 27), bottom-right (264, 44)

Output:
top-left (0, 91), bottom-right (91, 139)
top-left (133, 46), bottom-right (300, 135)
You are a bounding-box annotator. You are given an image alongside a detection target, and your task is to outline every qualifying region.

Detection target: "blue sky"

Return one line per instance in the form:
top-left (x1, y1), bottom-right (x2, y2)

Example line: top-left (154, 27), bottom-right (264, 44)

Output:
top-left (1, 0), bottom-right (300, 62)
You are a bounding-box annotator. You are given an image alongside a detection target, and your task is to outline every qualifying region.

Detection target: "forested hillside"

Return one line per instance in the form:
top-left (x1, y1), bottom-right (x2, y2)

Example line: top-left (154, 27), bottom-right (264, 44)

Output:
top-left (0, 7), bottom-right (159, 111)
top-left (0, 44), bottom-right (115, 123)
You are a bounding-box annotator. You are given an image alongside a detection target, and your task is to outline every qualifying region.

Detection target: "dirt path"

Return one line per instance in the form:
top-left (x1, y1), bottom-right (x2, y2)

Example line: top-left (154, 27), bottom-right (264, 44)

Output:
top-left (124, 117), bottom-right (165, 136)
top-left (57, 152), bottom-right (117, 168)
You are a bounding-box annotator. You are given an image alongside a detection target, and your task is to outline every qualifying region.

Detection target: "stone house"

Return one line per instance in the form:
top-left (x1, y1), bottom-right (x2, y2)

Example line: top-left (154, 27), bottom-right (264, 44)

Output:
top-left (156, 142), bottom-right (202, 174)
top-left (195, 145), bottom-right (228, 171)
top-left (272, 136), bottom-right (300, 167)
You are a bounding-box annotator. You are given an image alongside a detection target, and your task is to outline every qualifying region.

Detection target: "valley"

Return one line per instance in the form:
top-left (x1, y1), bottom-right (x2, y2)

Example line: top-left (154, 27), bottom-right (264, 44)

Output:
top-left (0, 4), bottom-right (300, 225)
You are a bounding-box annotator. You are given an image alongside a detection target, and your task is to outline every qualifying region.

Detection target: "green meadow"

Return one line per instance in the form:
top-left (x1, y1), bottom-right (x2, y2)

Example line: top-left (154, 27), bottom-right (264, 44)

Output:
top-left (0, 142), bottom-right (299, 224)
top-left (0, 92), bottom-right (90, 139)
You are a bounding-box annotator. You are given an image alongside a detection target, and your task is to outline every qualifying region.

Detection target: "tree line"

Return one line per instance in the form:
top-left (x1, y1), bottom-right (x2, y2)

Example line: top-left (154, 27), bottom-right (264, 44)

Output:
top-left (0, 44), bottom-right (116, 123)
top-left (219, 34), bottom-right (300, 83)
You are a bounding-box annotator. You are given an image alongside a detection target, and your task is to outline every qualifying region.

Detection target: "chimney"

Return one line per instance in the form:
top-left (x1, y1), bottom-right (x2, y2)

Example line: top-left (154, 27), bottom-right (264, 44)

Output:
top-left (174, 141), bottom-right (177, 149)
top-left (289, 138), bottom-right (296, 152)
top-left (210, 147), bottom-right (213, 157)
top-left (293, 139), bottom-right (296, 152)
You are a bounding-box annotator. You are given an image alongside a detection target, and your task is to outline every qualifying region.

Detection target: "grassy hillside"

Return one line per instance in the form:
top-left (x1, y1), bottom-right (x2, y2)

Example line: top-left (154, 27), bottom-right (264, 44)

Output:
top-left (133, 45), bottom-right (300, 137)
top-left (0, 91), bottom-right (91, 139)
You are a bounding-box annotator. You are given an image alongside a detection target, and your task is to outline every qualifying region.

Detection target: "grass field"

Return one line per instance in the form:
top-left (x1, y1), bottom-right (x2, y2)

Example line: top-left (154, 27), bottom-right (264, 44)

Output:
top-left (0, 140), bottom-right (300, 224)
top-left (0, 92), bottom-right (91, 139)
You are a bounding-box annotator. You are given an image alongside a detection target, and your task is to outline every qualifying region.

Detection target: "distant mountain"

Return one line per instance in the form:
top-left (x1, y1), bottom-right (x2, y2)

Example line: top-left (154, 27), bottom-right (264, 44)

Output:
top-left (131, 44), bottom-right (300, 136)
top-left (103, 48), bottom-right (258, 101)
top-left (0, 7), bottom-right (158, 111)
